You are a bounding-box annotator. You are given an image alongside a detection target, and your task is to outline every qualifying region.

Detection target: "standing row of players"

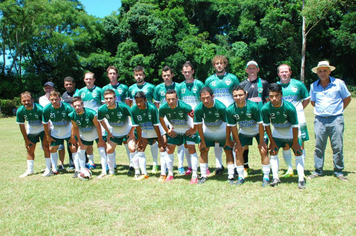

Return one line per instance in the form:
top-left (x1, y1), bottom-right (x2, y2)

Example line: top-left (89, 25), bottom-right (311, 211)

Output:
top-left (17, 56), bottom-right (351, 188)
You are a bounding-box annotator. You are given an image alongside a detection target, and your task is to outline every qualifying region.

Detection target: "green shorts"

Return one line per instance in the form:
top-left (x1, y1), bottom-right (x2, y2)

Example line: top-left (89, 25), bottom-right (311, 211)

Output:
top-left (50, 136), bottom-right (72, 147)
top-left (28, 131), bottom-right (45, 146)
top-left (167, 132), bottom-right (200, 146)
top-left (108, 135), bottom-right (129, 145)
top-left (273, 137), bottom-right (302, 152)
top-left (81, 138), bottom-right (104, 146)
top-left (134, 132), bottom-right (158, 146)
top-left (205, 136), bottom-right (233, 150)
top-left (300, 123), bottom-right (309, 142)
top-left (239, 133), bottom-right (260, 147)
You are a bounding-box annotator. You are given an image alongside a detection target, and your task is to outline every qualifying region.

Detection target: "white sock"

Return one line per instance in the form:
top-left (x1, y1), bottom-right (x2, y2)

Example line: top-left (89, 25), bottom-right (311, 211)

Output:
top-left (270, 155), bottom-right (279, 179)
top-left (107, 153), bottom-right (115, 174)
top-left (236, 165), bottom-right (244, 179)
top-left (45, 158), bottom-right (51, 171)
top-left (124, 143), bottom-right (131, 163)
top-left (98, 147), bottom-right (107, 175)
top-left (138, 152), bottom-right (147, 175)
top-left (200, 163), bottom-right (208, 178)
top-left (295, 155), bottom-right (305, 181)
top-left (302, 149), bottom-right (306, 162)
top-left (129, 151), bottom-right (137, 168)
top-left (185, 148), bottom-right (192, 168)
top-left (177, 145), bottom-right (184, 168)
top-left (160, 151), bottom-right (167, 176)
top-left (191, 152), bottom-right (198, 178)
top-left (73, 152), bottom-right (80, 172)
top-left (167, 154), bottom-right (174, 176)
top-left (282, 149), bottom-right (293, 170)
top-left (50, 152), bottom-right (58, 172)
top-left (214, 144), bottom-right (223, 168)
top-left (150, 142), bottom-right (158, 166)
top-left (79, 150), bottom-right (86, 170)
top-left (227, 164), bottom-right (234, 179)
top-left (88, 154), bottom-right (94, 165)
top-left (233, 151), bottom-right (236, 167)
top-left (27, 160), bottom-right (34, 172)
top-left (132, 152), bottom-right (140, 175)
top-left (262, 165), bottom-right (270, 180)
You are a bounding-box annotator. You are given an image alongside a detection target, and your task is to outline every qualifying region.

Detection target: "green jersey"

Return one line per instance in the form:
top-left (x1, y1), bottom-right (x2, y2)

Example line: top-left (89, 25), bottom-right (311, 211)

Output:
top-left (205, 73), bottom-right (240, 107)
top-left (128, 82), bottom-right (155, 105)
top-left (278, 79), bottom-right (309, 124)
top-left (177, 79), bottom-right (205, 109)
top-left (68, 108), bottom-right (98, 141)
top-left (153, 82), bottom-right (180, 105)
top-left (101, 83), bottom-right (129, 103)
top-left (261, 101), bottom-right (299, 139)
top-left (16, 103), bottom-right (44, 134)
top-left (42, 102), bottom-right (74, 139)
top-left (159, 100), bottom-right (194, 134)
top-left (225, 100), bottom-right (262, 136)
top-left (194, 99), bottom-right (227, 141)
top-left (98, 102), bottom-right (133, 138)
top-left (131, 102), bottom-right (162, 138)
top-left (74, 86), bottom-right (102, 111)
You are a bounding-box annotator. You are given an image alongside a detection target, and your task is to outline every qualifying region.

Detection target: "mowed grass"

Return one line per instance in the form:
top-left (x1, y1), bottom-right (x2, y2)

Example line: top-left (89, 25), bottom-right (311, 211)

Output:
top-left (1, 100), bottom-right (356, 235)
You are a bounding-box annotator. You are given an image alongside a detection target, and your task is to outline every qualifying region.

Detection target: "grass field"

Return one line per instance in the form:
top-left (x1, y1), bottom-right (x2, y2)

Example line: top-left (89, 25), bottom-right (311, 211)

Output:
top-left (0, 100), bottom-right (355, 235)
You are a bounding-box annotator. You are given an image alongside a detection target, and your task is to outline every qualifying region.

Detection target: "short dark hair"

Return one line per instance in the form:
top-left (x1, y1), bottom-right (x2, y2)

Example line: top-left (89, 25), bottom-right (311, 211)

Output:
top-left (64, 76), bottom-right (75, 83)
top-left (134, 91), bottom-right (146, 100)
top-left (269, 83), bottom-right (282, 94)
top-left (200, 87), bottom-right (214, 96)
top-left (232, 85), bottom-right (246, 94)
top-left (107, 66), bottom-right (118, 74)
top-left (162, 66), bottom-right (173, 74)
top-left (103, 89), bottom-right (116, 97)
top-left (72, 96), bottom-right (82, 104)
top-left (165, 89), bottom-right (177, 97)
top-left (277, 64), bottom-right (292, 73)
top-left (134, 66), bottom-right (145, 75)
top-left (182, 61), bottom-right (194, 70)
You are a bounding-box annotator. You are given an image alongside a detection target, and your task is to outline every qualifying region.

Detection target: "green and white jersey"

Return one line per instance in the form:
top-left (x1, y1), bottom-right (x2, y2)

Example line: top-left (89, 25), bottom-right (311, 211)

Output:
top-left (16, 103), bottom-right (44, 134)
top-left (261, 101), bottom-right (299, 139)
top-left (98, 103), bottom-right (133, 138)
top-left (101, 83), bottom-right (129, 103)
top-left (131, 102), bottom-right (162, 138)
top-left (68, 108), bottom-right (98, 141)
top-left (194, 99), bottom-right (227, 142)
top-left (128, 82), bottom-right (155, 105)
top-left (205, 73), bottom-right (240, 107)
top-left (74, 86), bottom-right (102, 112)
top-left (226, 100), bottom-right (262, 136)
top-left (177, 79), bottom-right (205, 109)
top-left (278, 79), bottom-right (309, 124)
top-left (159, 100), bottom-right (194, 134)
top-left (42, 102), bottom-right (74, 139)
top-left (153, 82), bottom-right (180, 105)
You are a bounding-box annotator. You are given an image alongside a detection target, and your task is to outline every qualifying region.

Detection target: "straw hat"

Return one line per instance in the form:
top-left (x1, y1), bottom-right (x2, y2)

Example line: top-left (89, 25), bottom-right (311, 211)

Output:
top-left (312, 61), bottom-right (336, 73)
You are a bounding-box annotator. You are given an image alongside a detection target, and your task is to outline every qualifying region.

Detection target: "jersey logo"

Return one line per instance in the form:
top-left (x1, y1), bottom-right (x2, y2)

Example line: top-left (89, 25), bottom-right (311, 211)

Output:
top-left (81, 93), bottom-right (85, 98)
top-left (192, 87), bottom-right (197, 93)
top-left (117, 112), bottom-right (122, 119)
top-left (182, 89), bottom-right (186, 94)
top-left (118, 88), bottom-right (123, 93)
top-left (215, 112), bottom-right (220, 117)
top-left (291, 86), bottom-right (298, 93)
top-left (212, 81), bottom-right (216, 86)
top-left (160, 91), bottom-right (165, 96)
top-left (225, 78), bottom-right (231, 85)
top-left (61, 111), bottom-right (67, 117)
top-left (148, 114), bottom-right (152, 120)
top-left (283, 113), bottom-right (287, 118)
top-left (92, 92), bottom-right (98, 97)
top-left (178, 111), bottom-right (184, 117)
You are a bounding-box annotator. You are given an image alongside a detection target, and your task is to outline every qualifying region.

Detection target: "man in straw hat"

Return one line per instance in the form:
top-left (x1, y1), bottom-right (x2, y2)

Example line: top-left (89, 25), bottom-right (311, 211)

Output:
top-left (308, 61), bottom-right (351, 181)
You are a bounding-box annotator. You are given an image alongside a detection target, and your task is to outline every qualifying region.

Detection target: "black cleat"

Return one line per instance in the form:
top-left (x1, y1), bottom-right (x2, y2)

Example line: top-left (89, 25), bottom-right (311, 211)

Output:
top-left (269, 178), bottom-right (280, 187)
top-left (215, 165), bottom-right (225, 175)
top-left (298, 180), bottom-right (306, 189)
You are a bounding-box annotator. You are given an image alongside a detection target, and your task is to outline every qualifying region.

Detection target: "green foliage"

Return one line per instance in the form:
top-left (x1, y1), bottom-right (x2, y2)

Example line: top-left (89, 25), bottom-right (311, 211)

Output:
top-left (0, 97), bottom-right (20, 117)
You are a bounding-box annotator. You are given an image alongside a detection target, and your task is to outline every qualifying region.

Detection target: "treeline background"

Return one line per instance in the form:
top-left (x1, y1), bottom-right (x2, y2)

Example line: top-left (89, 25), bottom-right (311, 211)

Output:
top-left (0, 0), bottom-right (355, 100)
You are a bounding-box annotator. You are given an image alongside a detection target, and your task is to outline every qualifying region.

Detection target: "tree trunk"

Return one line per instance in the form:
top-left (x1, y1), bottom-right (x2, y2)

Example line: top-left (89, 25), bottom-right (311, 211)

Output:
top-left (300, 0), bottom-right (306, 83)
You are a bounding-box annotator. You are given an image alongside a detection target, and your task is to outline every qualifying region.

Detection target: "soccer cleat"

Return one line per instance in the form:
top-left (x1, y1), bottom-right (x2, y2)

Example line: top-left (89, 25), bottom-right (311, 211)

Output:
top-left (270, 178), bottom-right (281, 187)
top-left (67, 166), bottom-right (75, 172)
top-left (198, 177), bottom-right (207, 185)
top-left (52, 171), bottom-right (58, 175)
top-left (337, 175), bottom-right (348, 182)
top-left (72, 171), bottom-right (79, 178)
top-left (57, 165), bottom-right (65, 171)
top-left (298, 180), bottom-right (306, 189)
top-left (19, 170), bottom-right (34, 178)
top-left (206, 168), bottom-right (211, 177)
top-left (236, 177), bottom-right (245, 186)
top-left (42, 169), bottom-right (53, 177)
top-left (158, 175), bottom-right (166, 182)
top-left (134, 174), bottom-right (149, 181)
top-left (152, 165), bottom-right (158, 174)
top-left (128, 166), bottom-right (135, 175)
top-left (261, 178), bottom-right (270, 187)
top-left (178, 167), bottom-right (185, 175)
top-left (190, 177), bottom-right (198, 184)
top-left (96, 173), bottom-right (107, 179)
top-left (88, 164), bottom-right (96, 170)
top-left (165, 175), bottom-right (174, 182)
top-left (282, 169), bottom-right (294, 178)
top-left (228, 178), bottom-right (235, 185)
top-left (215, 165), bottom-right (225, 175)
top-left (243, 168), bottom-right (250, 178)
top-left (185, 167), bottom-right (192, 175)
top-left (307, 173), bottom-right (320, 180)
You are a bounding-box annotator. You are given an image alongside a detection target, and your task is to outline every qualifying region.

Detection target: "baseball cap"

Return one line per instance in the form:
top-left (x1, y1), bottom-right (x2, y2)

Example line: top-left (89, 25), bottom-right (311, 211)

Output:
top-left (44, 81), bottom-right (54, 87)
top-left (246, 61), bottom-right (259, 68)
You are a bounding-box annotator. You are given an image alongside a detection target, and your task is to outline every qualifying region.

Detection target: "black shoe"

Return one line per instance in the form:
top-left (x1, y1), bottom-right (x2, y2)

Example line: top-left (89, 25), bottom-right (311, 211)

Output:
top-left (215, 165), bottom-right (225, 175)
top-left (269, 178), bottom-right (280, 187)
top-left (261, 178), bottom-right (269, 187)
top-left (72, 171), bottom-right (79, 178)
top-left (57, 165), bottom-right (65, 172)
top-left (128, 166), bottom-right (134, 175)
top-left (228, 178), bottom-right (235, 185)
top-left (198, 177), bottom-right (207, 185)
top-left (298, 180), bottom-right (306, 189)
top-left (236, 178), bottom-right (245, 186)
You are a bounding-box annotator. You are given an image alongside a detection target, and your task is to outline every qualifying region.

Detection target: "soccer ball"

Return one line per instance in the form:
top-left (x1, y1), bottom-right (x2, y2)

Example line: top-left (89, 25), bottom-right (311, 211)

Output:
top-left (78, 168), bottom-right (92, 181)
